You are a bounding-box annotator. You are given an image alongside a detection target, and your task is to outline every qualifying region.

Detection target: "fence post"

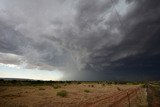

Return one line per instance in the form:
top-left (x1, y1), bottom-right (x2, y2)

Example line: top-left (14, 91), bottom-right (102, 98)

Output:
top-left (127, 91), bottom-right (131, 107)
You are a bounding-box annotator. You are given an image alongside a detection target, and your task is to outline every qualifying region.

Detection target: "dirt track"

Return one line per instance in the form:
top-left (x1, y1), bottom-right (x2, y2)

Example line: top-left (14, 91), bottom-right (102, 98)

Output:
top-left (81, 87), bottom-right (147, 107)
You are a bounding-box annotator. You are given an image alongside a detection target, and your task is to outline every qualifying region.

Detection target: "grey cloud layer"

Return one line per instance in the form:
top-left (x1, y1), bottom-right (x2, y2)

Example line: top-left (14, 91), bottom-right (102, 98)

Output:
top-left (0, 0), bottom-right (160, 80)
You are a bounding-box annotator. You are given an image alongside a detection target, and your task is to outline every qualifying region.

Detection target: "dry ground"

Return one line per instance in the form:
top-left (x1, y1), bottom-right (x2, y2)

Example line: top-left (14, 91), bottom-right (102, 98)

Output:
top-left (0, 84), bottom-right (148, 107)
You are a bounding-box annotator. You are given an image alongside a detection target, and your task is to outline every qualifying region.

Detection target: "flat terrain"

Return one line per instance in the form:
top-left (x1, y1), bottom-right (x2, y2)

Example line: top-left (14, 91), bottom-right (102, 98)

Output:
top-left (0, 83), bottom-right (148, 107)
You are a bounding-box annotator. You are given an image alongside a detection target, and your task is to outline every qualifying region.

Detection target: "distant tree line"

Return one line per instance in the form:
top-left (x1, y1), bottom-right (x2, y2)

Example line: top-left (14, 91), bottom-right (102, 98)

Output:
top-left (0, 79), bottom-right (152, 86)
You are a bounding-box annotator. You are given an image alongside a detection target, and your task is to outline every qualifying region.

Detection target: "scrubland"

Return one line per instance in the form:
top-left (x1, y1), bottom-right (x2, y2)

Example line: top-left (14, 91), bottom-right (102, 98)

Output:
top-left (0, 80), bottom-right (154, 107)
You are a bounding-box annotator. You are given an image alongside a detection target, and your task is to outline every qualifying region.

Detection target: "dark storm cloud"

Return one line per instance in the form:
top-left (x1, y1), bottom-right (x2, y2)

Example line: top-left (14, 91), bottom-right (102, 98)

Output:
top-left (0, 21), bottom-right (27, 54)
top-left (76, 0), bottom-right (118, 30)
top-left (0, 0), bottom-right (160, 80)
top-left (84, 0), bottom-right (160, 80)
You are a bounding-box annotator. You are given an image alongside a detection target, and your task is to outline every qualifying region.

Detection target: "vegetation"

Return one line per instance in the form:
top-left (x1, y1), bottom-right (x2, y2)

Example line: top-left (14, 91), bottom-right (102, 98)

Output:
top-left (53, 85), bottom-right (61, 89)
top-left (147, 82), bottom-right (160, 106)
top-left (102, 83), bottom-right (105, 87)
top-left (0, 79), bottom-right (149, 86)
top-left (38, 87), bottom-right (45, 90)
top-left (0, 79), bottom-right (153, 107)
top-left (84, 89), bottom-right (90, 93)
top-left (141, 84), bottom-right (147, 88)
top-left (57, 90), bottom-right (68, 97)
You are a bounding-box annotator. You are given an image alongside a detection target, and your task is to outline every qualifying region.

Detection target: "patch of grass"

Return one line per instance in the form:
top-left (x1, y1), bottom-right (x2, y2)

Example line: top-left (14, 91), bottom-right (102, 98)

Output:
top-left (57, 90), bottom-right (68, 97)
top-left (102, 83), bottom-right (105, 87)
top-left (117, 87), bottom-right (121, 91)
top-left (77, 81), bottom-right (81, 84)
top-left (84, 89), bottom-right (90, 93)
top-left (88, 84), bottom-right (94, 87)
top-left (141, 84), bottom-right (147, 88)
top-left (155, 90), bottom-right (160, 97)
top-left (63, 84), bottom-right (67, 86)
top-left (53, 85), bottom-right (61, 89)
top-left (39, 87), bottom-right (45, 90)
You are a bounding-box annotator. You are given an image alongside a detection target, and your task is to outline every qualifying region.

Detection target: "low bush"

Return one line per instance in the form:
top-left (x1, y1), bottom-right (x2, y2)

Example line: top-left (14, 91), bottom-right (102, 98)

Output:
top-left (102, 83), bottom-right (105, 87)
top-left (141, 84), bottom-right (147, 88)
top-left (57, 90), bottom-right (68, 97)
top-left (77, 81), bottom-right (81, 84)
top-left (117, 87), bottom-right (121, 91)
top-left (84, 89), bottom-right (90, 93)
top-left (39, 87), bottom-right (45, 90)
top-left (53, 85), bottom-right (61, 89)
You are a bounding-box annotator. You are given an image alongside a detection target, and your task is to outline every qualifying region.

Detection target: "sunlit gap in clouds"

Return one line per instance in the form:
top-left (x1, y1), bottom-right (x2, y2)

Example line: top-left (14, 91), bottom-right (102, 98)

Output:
top-left (0, 63), bottom-right (63, 81)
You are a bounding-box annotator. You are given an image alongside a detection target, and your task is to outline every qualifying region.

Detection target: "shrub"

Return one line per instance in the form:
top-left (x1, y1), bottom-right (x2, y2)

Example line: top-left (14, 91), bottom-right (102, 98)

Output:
top-left (141, 84), bottom-right (147, 88)
top-left (39, 87), bottom-right (45, 90)
top-left (117, 87), bottom-right (121, 91)
top-left (102, 83), bottom-right (105, 87)
top-left (155, 89), bottom-right (160, 97)
top-left (53, 85), bottom-right (61, 89)
top-left (77, 81), bottom-right (81, 84)
top-left (84, 89), bottom-right (90, 93)
top-left (57, 90), bottom-right (68, 97)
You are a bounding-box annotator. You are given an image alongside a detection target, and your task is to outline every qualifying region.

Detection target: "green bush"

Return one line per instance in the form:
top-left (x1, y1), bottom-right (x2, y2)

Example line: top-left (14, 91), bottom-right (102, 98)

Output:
top-left (57, 90), bottom-right (68, 97)
top-left (84, 89), bottom-right (90, 93)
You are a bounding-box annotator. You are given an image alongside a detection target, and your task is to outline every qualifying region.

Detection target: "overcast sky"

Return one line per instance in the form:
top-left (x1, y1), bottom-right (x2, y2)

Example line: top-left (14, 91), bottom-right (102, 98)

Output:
top-left (0, 0), bottom-right (160, 81)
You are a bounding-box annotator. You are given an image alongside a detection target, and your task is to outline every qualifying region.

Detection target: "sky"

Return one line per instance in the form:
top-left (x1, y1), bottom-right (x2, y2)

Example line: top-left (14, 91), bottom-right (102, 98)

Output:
top-left (0, 0), bottom-right (160, 81)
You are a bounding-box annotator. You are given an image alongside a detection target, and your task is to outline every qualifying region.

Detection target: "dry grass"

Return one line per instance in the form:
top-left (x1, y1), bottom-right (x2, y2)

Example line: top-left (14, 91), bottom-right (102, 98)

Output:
top-left (0, 84), bottom-right (147, 107)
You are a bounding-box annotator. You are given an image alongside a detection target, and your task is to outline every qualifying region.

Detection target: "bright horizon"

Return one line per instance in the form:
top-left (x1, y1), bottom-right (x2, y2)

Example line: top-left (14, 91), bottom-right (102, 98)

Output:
top-left (0, 63), bottom-right (63, 80)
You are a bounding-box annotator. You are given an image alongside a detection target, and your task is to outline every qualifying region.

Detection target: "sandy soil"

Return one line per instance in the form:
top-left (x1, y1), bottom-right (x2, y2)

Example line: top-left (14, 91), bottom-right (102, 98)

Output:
top-left (0, 84), bottom-right (147, 107)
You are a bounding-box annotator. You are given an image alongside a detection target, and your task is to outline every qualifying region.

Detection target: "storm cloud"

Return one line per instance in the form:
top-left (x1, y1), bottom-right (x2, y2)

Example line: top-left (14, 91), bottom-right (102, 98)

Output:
top-left (0, 0), bottom-right (160, 80)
